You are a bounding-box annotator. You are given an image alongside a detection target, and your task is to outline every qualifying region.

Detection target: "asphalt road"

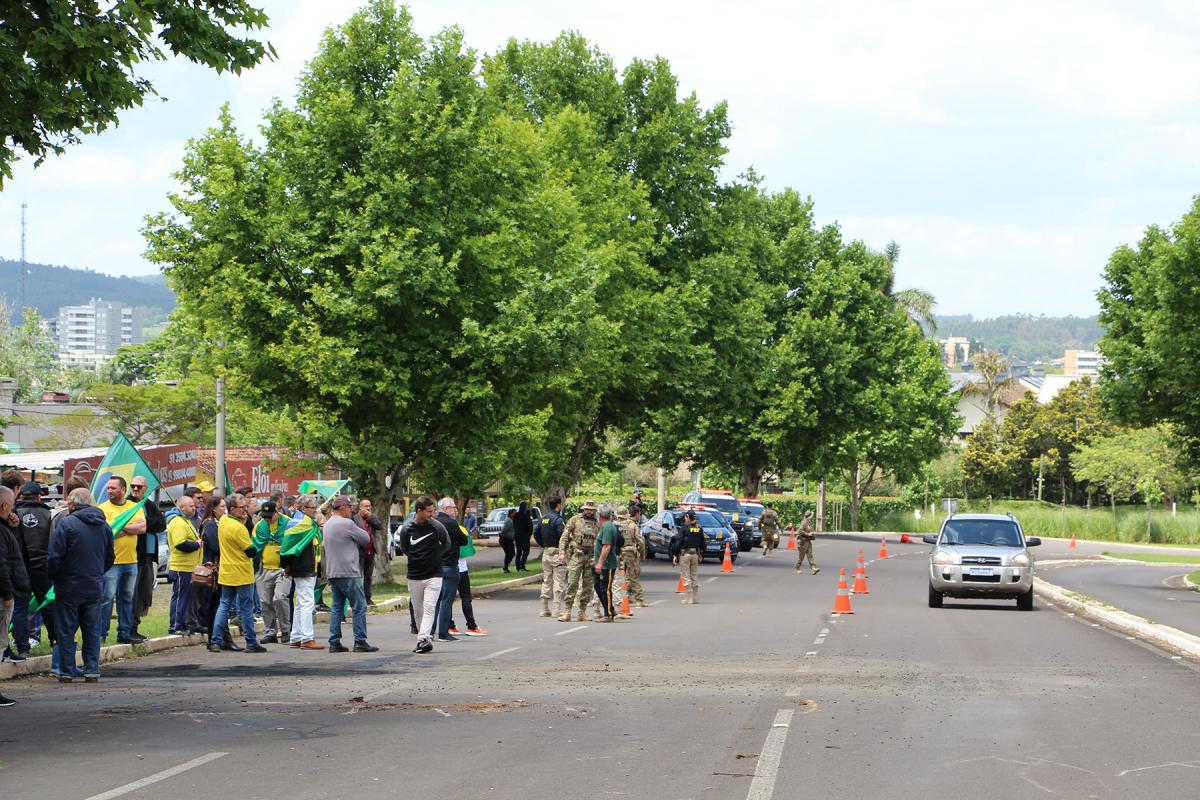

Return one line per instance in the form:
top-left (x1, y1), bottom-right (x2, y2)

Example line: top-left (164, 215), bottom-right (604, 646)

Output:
top-left (1039, 560), bottom-right (1200, 636)
top-left (3, 535), bottom-right (1199, 800)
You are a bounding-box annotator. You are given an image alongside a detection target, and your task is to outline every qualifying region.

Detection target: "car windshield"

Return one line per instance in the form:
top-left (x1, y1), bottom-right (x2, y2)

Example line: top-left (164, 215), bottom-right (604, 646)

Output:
top-left (696, 496), bottom-right (739, 514)
top-left (741, 504), bottom-right (764, 518)
top-left (486, 508), bottom-right (510, 522)
top-left (940, 520), bottom-right (1023, 547)
top-left (673, 511), bottom-right (724, 528)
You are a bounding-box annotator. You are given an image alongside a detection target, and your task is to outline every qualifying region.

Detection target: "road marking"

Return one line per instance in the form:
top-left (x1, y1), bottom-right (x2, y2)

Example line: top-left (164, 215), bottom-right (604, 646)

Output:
top-left (746, 709), bottom-right (794, 800)
top-left (433, 707), bottom-right (452, 717)
top-left (805, 651), bottom-right (818, 657)
top-left (819, 628), bottom-right (830, 635)
top-left (648, 599), bottom-right (666, 607)
top-left (812, 637), bottom-right (825, 645)
top-left (785, 688), bottom-right (803, 697)
top-left (84, 753), bottom-right (227, 800)
top-left (555, 625), bottom-right (587, 636)
top-left (478, 646), bottom-right (521, 660)
top-left (703, 576), bottom-right (719, 584)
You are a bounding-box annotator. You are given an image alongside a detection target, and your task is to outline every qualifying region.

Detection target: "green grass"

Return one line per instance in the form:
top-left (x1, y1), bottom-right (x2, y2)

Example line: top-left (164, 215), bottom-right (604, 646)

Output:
top-left (1187, 571), bottom-right (1200, 586)
top-left (871, 499), bottom-right (1200, 546)
top-left (1102, 552), bottom-right (1200, 564)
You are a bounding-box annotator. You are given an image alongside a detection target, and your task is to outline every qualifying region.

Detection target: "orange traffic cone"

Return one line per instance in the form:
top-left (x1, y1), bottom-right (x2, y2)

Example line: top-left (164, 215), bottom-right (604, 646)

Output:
top-left (620, 570), bottom-right (633, 616)
top-left (900, 533), bottom-right (911, 544)
top-left (787, 527), bottom-right (797, 550)
top-left (721, 543), bottom-right (734, 573)
top-left (832, 568), bottom-right (854, 614)
top-left (852, 550), bottom-right (869, 594)
top-left (1069, 532), bottom-right (1077, 549)
top-left (879, 538), bottom-right (889, 559)
top-left (676, 575), bottom-right (686, 593)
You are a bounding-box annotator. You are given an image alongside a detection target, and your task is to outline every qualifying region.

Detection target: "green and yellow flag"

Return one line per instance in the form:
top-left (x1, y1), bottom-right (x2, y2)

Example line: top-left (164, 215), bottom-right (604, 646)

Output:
top-left (279, 513), bottom-right (321, 558)
top-left (298, 479), bottom-right (350, 498)
top-left (90, 432), bottom-right (161, 535)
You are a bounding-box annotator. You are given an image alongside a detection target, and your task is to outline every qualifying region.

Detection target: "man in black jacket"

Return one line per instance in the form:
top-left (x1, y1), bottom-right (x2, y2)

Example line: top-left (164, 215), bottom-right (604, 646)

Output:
top-left (671, 509), bottom-right (707, 605)
top-left (13, 482), bottom-right (53, 660)
top-left (128, 478), bottom-right (166, 641)
top-left (1, 486), bottom-right (31, 666)
top-left (49, 488), bottom-right (115, 683)
top-left (399, 496), bottom-right (449, 654)
top-left (535, 497), bottom-right (566, 618)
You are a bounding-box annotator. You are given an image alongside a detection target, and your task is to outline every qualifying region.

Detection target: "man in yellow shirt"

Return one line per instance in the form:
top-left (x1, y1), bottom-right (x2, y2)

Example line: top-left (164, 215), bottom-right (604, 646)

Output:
top-left (208, 494), bottom-right (267, 653)
top-left (97, 476), bottom-right (147, 644)
top-left (166, 495), bottom-right (202, 634)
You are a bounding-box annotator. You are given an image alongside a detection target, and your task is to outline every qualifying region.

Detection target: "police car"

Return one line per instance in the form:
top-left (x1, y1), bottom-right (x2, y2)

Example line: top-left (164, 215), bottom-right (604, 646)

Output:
top-left (681, 489), bottom-right (754, 552)
top-left (641, 506), bottom-right (738, 562)
top-left (738, 498), bottom-right (765, 547)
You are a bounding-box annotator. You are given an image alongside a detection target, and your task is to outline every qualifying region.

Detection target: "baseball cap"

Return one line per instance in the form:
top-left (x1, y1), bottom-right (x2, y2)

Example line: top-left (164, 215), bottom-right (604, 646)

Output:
top-left (260, 500), bottom-right (278, 515)
top-left (331, 496), bottom-right (353, 510)
top-left (19, 481), bottom-right (43, 497)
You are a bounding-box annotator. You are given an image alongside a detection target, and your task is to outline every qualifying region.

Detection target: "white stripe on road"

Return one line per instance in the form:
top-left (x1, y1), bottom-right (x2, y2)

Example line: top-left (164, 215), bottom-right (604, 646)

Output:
top-left (477, 646), bottom-right (522, 660)
top-left (648, 599), bottom-right (666, 606)
top-left (703, 576), bottom-right (719, 584)
top-left (812, 637), bottom-right (825, 645)
top-left (84, 753), bottom-right (228, 800)
top-left (433, 707), bottom-right (452, 717)
top-left (746, 709), bottom-right (794, 800)
top-left (555, 625), bottom-right (587, 636)
top-left (805, 651), bottom-right (818, 657)
top-left (785, 688), bottom-right (803, 697)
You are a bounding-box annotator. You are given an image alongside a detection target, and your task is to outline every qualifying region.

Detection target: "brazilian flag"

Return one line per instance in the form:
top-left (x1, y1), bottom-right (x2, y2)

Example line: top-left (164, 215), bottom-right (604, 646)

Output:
top-left (279, 513), bottom-right (321, 557)
top-left (91, 431), bottom-right (161, 535)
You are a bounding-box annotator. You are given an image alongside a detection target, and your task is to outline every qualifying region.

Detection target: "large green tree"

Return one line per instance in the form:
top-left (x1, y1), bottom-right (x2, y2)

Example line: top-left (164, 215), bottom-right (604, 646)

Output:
top-left (1098, 195), bottom-right (1200, 463)
top-left (0, 0), bottom-right (273, 183)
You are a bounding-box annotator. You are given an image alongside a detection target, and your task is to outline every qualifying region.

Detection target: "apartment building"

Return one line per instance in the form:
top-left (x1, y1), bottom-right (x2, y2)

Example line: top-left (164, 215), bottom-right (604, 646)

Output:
top-left (52, 298), bottom-right (144, 367)
top-left (1063, 349), bottom-right (1103, 376)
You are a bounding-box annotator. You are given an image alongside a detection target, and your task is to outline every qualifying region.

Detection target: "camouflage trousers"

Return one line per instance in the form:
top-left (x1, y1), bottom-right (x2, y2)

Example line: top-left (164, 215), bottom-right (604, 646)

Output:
top-left (618, 550), bottom-right (644, 604)
top-left (762, 531), bottom-right (779, 554)
top-left (678, 551), bottom-right (700, 603)
top-left (795, 538), bottom-right (818, 572)
top-left (562, 553), bottom-right (595, 615)
top-left (539, 547), bottom-right (568, 616)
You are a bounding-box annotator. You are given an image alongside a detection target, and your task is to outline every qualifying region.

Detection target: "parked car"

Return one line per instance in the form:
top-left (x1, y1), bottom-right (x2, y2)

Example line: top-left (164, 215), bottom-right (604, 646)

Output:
top-left (923, 513), bottom-right (1040, 610)
top-left (641, 508), bottom-right (738, 562)
top-left (681, 489), bottom-right (754, 551)
top-left (738, 499), bottom-right (765, 547)
top-left (476, 505), bottom-right (541, 540)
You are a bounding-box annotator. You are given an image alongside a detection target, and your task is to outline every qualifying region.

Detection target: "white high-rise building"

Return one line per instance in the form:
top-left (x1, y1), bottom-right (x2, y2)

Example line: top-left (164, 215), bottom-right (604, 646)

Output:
top-left (54, 298), bottom-right (144, 367)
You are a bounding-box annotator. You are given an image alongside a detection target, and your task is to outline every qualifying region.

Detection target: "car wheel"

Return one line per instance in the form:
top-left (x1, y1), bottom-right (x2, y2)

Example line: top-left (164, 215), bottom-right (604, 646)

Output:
top-left (1016, 587), bottom-right (1034, 611)
top-left (928, 583), bottom-right (943, 608)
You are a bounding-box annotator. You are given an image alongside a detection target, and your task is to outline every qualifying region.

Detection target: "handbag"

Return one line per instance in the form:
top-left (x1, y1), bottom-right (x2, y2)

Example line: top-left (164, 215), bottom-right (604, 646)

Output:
top-left (192, 559), bottom-right (219, 589)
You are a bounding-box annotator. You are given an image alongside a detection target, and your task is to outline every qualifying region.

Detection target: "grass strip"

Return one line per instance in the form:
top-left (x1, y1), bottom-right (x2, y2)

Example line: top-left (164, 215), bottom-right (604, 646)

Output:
top-left (1101, 552), bottom-right (1200, 564)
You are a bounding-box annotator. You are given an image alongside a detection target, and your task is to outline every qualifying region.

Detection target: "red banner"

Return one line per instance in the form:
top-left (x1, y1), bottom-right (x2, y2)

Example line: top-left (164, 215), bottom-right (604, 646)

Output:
top-left (65, 443), bottom-right (197, 490)
top-left (223, 459), bottom-right (316, 497)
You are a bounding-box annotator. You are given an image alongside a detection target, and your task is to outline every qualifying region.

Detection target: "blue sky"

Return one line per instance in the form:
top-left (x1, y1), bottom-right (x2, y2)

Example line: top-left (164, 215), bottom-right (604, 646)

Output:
top-left (2, 0), bottom-right (1199, 317)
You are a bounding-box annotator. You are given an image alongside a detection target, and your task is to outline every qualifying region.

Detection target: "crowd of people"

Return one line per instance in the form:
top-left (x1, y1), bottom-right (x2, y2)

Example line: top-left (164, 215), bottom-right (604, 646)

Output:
top-left (1, 474), bottom-right (807, 707)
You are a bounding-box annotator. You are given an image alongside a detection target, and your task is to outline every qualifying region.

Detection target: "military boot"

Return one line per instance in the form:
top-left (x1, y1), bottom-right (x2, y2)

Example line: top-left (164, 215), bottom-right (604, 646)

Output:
top-left (635, 600), bottom-right (646, 608)
top-left (575, 611), bottom-right (588, 622)
top-left (557, 611), bottom-right (572, 622)
top-left (539, 601), bottom-right (551, 618)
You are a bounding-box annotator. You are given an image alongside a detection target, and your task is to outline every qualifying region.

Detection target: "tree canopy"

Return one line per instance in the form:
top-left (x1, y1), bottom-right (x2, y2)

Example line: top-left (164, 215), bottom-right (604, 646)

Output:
top-left (0, 0), bottom-right (274, 184)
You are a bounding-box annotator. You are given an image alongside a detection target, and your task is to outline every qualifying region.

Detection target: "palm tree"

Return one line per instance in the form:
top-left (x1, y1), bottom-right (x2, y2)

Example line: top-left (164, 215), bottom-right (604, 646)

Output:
top-left (881, 241), bottom-right (937, 333)
top-left (962, 351), bottom-right (1018, 418)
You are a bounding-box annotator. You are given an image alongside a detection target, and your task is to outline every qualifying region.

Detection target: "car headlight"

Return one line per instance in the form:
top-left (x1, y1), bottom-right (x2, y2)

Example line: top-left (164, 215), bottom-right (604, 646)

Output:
top-left (932, 550), bottom-right (955, 565)
top-left (1011, 553), bottom-right (1030, 567)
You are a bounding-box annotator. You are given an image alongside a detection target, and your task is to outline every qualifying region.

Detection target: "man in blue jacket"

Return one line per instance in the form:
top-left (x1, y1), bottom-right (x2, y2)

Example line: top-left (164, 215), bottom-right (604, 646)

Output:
top-left (48, 489), bottom-right (115, 683)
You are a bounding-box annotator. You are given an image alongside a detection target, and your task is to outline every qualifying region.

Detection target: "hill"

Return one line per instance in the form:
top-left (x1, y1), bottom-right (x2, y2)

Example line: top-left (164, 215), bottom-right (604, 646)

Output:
top-left (934, 314), bottom-right (1103, 362)
top-left (0, 258), bottom-right (176, 322)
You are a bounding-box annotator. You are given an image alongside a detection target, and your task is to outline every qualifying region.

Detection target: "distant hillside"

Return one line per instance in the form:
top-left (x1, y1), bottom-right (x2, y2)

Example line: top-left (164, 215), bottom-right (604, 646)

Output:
top-left (934, 314), bottom-right (1103, 362)
top-left (0, 259), bottom-right (176, 322)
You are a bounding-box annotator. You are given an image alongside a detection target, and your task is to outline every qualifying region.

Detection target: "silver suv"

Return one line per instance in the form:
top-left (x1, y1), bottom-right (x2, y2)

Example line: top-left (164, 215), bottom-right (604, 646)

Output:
top-left (923, 513), bottom-right (1041, 611)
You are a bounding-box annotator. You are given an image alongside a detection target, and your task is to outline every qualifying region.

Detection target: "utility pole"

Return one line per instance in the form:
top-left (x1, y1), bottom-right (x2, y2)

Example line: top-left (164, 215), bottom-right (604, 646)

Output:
top-left (656, 467), bottom-right (665, 514)
top-left (19, 202), bottom-right (27, 315)
top-left (215, 375), bottom-right (226, 496)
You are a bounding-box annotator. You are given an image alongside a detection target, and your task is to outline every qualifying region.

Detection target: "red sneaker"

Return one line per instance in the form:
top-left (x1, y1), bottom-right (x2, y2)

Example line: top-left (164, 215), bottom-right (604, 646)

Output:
top-left (447, 627), bottom-right (460, 635)
top-left (465, 627), bottom-right (488, 636)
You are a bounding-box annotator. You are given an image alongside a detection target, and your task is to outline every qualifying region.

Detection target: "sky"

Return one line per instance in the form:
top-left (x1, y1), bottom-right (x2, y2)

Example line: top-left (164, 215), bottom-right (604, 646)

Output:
top-left (2, 0), bottom-right (1199, 318)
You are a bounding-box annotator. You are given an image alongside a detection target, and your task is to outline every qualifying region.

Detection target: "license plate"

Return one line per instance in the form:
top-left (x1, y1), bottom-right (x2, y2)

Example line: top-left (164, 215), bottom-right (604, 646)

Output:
top-left (968, 567), bottom-right (995, 576)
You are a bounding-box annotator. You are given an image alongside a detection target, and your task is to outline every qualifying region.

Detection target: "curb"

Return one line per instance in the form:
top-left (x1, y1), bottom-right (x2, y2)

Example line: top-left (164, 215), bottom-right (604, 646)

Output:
top-left (471, 573), bottom-right (542, 596)
top-left (1034, 576), bottom-right (1200, 660)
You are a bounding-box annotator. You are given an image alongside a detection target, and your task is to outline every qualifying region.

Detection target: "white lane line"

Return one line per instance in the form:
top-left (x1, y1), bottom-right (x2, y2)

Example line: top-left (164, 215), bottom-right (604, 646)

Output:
top-left (477, 646), bottom-right (522, 660)
top-left (433, 707), bottom-right (452, 717)
top-left (805, 651), bottom-right (818, 657)
top-left (812, 637), bottom-right (825, 645)
top-left (819, 628), bottom-right (830, 635)
top-left (84, 753), bottom-right (228, 800)
top-left (785, 688), bottom-right (803, 697)
top-left (648, 599), bottom-right (666, 606)
top-left (555, 625), bottom-right (587, 636)
top-left (746, 709), bottom-right (794, 800)
top-left (703, 576), bottom-right (719, 584)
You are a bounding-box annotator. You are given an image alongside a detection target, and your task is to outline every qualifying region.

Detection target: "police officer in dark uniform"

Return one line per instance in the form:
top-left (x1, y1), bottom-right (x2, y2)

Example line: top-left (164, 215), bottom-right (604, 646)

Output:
top-left (670, 509), bottom-right (707, 605)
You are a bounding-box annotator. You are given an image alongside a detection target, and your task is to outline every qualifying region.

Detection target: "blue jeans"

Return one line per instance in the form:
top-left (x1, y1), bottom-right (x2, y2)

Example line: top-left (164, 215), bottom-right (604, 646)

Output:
top-left (328, 577), bottom-right (368, 644)
top-left (99, 563), bottom-right (138, 641)
top-left (10, 590), bottom-right (31, 653)
top-left (56, 596), bottom-right (101, 678)
top-left (435, 564), bottom-right (461, 638)
top-left (211, 584), bottom-right (259, 647)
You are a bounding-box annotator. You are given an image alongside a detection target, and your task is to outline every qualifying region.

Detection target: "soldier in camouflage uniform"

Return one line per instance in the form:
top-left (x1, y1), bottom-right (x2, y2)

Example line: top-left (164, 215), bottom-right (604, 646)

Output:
top-left (795, 509), bottom-right (819, 574)
top-left (615, 504), bottom-right (645, 616)
top-left (557, 500), bottom-right (600, 622)
top-left (760, 505), bottom-right (782, 556)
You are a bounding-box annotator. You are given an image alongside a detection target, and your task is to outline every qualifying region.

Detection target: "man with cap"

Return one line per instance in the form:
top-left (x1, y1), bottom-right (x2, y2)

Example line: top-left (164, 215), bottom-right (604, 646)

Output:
top-left (13, 481), bottom-right (54, 659)
top-left (251, 500), bottom-right (292, 644)
top-left (760, 503), bottom-right (782, 556)
top-left (323, 495), bottom-right (377, 652)
top-left (795, 509), bottom-right (819, 575)
top-left (670, 509), bottom-right (706, 604)
top-left (557, 500), bottom-right (600, 622)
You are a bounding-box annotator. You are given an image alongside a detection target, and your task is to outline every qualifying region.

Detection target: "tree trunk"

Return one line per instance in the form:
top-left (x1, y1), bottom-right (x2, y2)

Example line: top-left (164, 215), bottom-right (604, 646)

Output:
top-left (1110, 493), bottom-right (1116, 515)
top-left (1146, 500), bottom-right (1153, 541)
top-left (816, 479), bottom-right (826, 533)
top-left (739, 464), bottom-right (763, 499)
top-left (370, 464), bottom-right (405, 583)
top-left (848, 464), bottom-right (862, 532)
